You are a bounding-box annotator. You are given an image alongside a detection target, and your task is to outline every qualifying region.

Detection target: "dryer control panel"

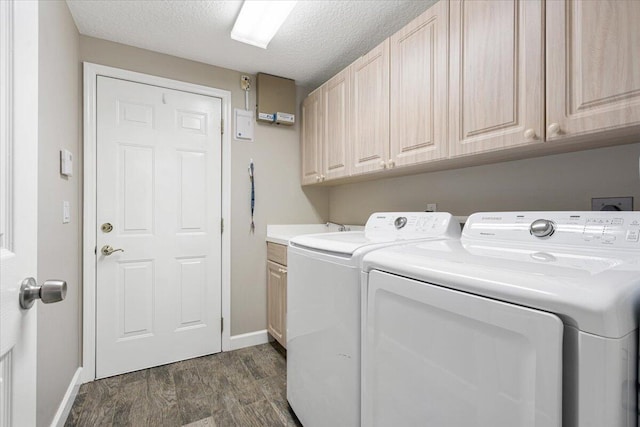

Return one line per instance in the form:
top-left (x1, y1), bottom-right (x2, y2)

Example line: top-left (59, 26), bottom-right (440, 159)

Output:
top-left (463, 212), bottom-right (640, 249)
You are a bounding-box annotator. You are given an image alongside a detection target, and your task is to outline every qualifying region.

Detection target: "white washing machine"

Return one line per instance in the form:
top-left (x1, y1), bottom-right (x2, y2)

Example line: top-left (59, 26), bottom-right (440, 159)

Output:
top-left (287, 212), bottom-right (461, 427)
top-left (361, 211), bottom-right (640, 427)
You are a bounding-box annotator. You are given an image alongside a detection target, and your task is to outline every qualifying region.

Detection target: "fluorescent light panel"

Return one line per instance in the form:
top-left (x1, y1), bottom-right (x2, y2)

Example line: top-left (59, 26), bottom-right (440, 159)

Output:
top-left (231, 1), bottom-right (297, 49)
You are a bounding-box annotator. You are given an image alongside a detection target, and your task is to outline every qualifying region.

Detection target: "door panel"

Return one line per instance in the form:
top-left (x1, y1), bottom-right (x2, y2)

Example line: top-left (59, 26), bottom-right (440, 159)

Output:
top-left (323, 69), bottom-right (350, 180)
top-left (301, 88), bottom-right (322, 185)
top-left (546, 0), bottom-right (640, 139)
top-left (96, 77), bottom-right (222, 378)
top-left (363, 270), bottom-right (563, 427)
top-left (351, 40), bottom-right (390, 175)
top-left (449, 0), bottom-right (543, 156)
top-left (0, 1), bottom-right (38, 425)
top-left (390, 0), bottom-right (449, 167)
top-left (267, 260), bottom-right (286, 347)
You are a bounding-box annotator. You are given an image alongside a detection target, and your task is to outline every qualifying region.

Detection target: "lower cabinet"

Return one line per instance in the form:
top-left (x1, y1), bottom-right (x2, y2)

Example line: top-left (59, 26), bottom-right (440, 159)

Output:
top-left (267, 249), bottom-right (287, 348)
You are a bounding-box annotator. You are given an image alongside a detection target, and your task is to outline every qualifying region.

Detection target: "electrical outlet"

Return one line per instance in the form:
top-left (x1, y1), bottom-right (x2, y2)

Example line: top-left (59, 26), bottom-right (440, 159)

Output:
top-left (426, 203), bottom-right (437, 212)
top-left (241, 75), bottom-right (251, 91)
top-left (591, 197), bottom-right (633, 211)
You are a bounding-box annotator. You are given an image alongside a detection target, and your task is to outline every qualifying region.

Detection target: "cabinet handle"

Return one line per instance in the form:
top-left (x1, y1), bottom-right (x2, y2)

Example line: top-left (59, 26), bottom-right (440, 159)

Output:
top-left (315, 175), bottom-right (320, 182)
top-left (387, 159), bottom-right (395, 168)
top-left (379, 160), bottom-right (386, 169)
top-left (547, 123), bottom-right (560, 136)
top-left (278, 268), bottom-right (287, 274)
top-left (524, 128), bottom-right (537, 140)
top-left (321, 175), bottom-right (325, 181)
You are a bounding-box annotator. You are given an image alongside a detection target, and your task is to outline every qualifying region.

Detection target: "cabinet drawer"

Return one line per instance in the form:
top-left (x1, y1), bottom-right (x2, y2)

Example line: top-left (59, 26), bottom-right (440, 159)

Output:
top-left (267, 242), bottom-right (287, 265)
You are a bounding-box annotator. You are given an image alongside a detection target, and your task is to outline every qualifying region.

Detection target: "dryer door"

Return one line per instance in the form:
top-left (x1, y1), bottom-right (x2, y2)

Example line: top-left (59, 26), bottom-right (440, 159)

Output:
top-left (363, 270), bottom-right (563, 427)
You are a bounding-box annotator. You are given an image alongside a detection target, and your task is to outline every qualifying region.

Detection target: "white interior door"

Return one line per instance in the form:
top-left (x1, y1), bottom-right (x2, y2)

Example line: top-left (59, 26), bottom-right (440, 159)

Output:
top-left (96, 76), bottom-right (222, 378)
top-left (0, 1), bottom-right (38, 426)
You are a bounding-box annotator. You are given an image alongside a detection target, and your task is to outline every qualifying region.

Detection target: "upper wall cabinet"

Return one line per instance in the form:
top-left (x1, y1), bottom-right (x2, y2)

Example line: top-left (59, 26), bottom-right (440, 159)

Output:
top-left (351, 40), bottom-right (390, 176)
top-left (323, 68), bottom-right (350, 180)
top-left (390, 0), bottom-right (449, 167)
top-left (449, 0), bottom-right (544, 157)
top-left (546, 0), bottom-right (640, 140)
top-left (301, 88), bottom-right (323, 185)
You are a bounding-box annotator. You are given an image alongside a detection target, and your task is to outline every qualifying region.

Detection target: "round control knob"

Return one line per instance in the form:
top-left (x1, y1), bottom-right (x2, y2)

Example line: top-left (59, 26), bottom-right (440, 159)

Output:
top-left (547, 123), bottom-right (560, 136)
top-left (394, 216), bottom-right (408, 229)
top-left (524, 128), bottom-right (537, 140)
top-left (530, 219), bottom-right (556, 238)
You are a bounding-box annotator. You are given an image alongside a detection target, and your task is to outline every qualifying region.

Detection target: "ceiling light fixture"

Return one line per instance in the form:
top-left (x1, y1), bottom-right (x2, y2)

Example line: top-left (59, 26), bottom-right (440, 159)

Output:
top-left (231, 0), bottom-right (297, 49)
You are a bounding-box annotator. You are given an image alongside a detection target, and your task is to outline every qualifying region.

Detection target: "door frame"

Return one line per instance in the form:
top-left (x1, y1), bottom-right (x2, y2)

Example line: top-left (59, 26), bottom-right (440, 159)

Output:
top-left (82, 62), bottom-right (232, 383)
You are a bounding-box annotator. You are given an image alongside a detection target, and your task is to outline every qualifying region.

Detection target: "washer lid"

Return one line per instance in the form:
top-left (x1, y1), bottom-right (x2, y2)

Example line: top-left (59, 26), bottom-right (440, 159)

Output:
top-left (290, 212), bottom-right (461, 256)
top-left (363, 238), bottom-right (640, 338)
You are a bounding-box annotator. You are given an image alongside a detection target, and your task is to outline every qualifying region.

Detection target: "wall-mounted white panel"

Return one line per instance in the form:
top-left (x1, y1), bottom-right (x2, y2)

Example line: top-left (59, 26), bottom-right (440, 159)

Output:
top-left (177, 257), bottom-right (205, 327)
top-left (178, 151), bottom-right (206, 231)
top-left (117, 101), bottom-right (154, 128)
top-left (120, 145), bottom-right (154, 233)
top-left (177, 109), bottom-right (207, 135)
top-left (118, 261), bottom-right (154, 338)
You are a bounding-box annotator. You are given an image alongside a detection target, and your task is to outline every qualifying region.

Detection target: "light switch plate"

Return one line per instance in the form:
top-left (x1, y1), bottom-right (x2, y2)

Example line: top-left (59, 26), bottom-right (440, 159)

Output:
top-left (60, 149), bottom-right (73, 176)
top-left (63, 201), bottom-right (70, 223)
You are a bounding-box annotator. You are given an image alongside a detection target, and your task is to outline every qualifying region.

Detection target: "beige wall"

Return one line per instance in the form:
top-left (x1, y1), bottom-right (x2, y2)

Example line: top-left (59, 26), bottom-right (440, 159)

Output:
top-left (329, 142), bottom-right (640, 224)
top-left (37, 1), bottom-right (81, 426)
top-left (79, 36), bottom-right (329, 335)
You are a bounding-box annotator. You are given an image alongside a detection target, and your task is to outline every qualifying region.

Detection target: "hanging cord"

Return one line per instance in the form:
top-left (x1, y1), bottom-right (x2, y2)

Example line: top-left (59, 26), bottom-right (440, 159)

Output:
top-left (249, 159), bottom-right (255, 233)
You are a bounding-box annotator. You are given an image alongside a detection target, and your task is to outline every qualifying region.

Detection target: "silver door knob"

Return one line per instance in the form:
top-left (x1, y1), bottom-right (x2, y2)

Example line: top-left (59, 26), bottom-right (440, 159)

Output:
top-left (530, 219), bottom-right (556, 238)
top-left (101, 245), bottom-right (124, 256)
top-left (19, 277), bottom-right (67, 310)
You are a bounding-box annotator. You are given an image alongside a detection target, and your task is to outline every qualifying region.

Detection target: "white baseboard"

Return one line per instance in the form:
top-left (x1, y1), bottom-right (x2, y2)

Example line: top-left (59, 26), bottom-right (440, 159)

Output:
top-left (51, 367), bottom-right (83, 427)
top-left (230, 329), bottom-right (273, 350)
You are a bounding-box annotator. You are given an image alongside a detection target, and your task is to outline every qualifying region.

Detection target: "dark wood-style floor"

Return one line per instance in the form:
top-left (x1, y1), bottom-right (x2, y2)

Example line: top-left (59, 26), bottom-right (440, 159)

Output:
top-left (65, 342), bottom-right (302, 427)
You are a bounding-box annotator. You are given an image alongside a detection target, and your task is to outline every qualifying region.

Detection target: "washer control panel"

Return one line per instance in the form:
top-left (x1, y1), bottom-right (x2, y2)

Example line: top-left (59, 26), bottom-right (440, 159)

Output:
top-left (365, 212), bottom-right (461, 238)
top-left (464, 212), bottom-right (640, 249)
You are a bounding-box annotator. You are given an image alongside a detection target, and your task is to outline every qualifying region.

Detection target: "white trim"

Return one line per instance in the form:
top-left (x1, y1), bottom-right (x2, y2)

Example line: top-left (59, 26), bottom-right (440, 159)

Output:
top-left (50, 367), bottom-right (82, 427)
top-left (82, 63), bottom-right (232, 383)
top-left (230, 330), bottom-right (273, 351)
top-left (0, 0), bottom-right (14, 252)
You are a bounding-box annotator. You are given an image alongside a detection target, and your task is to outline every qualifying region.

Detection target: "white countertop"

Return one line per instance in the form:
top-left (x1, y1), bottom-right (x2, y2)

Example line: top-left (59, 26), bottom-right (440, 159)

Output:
top-left (266, 223), bottom-right (364, 245)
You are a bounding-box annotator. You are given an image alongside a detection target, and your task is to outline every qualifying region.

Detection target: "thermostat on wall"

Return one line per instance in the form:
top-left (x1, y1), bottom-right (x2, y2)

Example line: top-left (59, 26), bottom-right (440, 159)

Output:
top-left (235, 108), bottom-right (254, 142)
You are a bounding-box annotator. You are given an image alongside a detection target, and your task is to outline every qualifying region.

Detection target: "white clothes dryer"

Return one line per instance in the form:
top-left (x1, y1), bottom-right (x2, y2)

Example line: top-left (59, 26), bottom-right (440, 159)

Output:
top-left (287, 212), bottom-right (461, 427)
top-left (361, 211), bottom-right (640, 427)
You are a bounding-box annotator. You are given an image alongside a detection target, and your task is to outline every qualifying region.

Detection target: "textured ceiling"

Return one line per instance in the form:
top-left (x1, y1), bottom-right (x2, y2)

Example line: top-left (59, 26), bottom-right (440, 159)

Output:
top-left (66, 0), bottom-right (437, 89)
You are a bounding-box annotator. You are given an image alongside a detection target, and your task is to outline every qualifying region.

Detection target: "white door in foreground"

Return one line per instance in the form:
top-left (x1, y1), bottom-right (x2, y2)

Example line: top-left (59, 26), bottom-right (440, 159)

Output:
top-left (95, 76), bottom-right (223, 378)
top-left (0, 1), bottom-right (38, 426)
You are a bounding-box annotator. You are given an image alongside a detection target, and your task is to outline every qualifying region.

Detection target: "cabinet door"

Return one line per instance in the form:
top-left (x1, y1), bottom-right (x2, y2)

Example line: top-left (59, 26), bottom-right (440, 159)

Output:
top-left (267, 261), bottom-right (287, 348)
top-left (323, 69), bottom-right (350, 180)
top-left (351, 40), bottom-right (390, 175)
top-left (390, 0), bottom-right (449, 167)
top-left (449, 0), bottom-right (544, 157)
top-left (546, 0), bottom-right (640, 140)
top-left (301, 88), bottom-right (323, 185)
